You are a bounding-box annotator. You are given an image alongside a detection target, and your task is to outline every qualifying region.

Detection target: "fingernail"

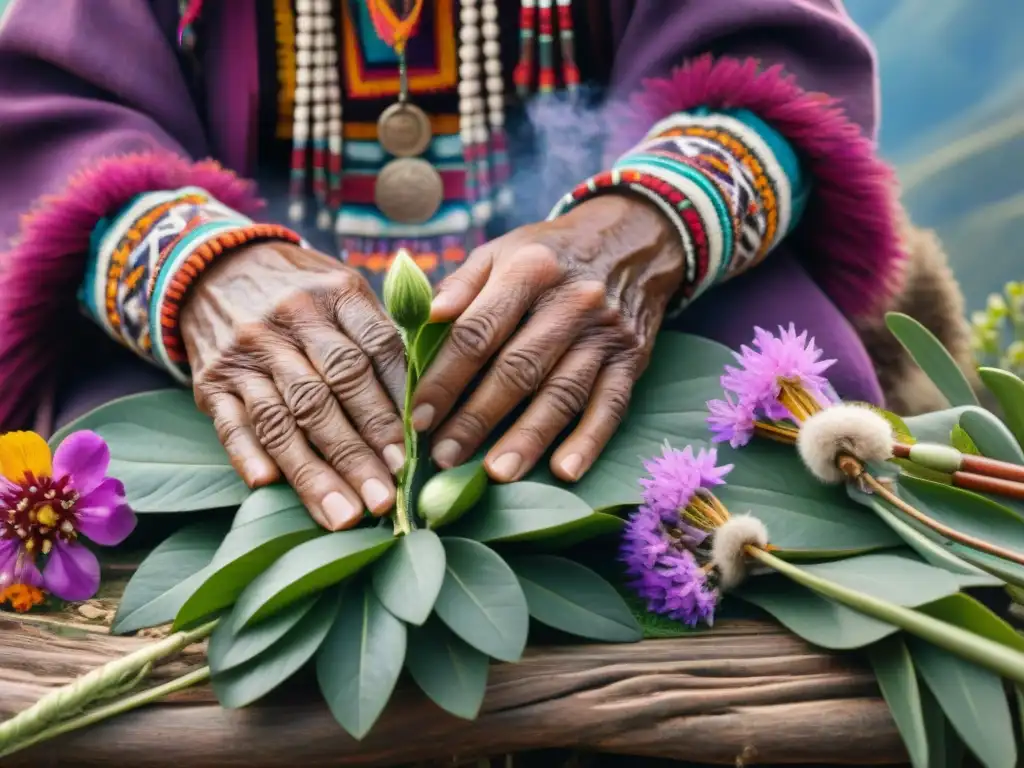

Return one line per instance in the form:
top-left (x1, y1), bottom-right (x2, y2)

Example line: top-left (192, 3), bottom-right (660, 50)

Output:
top-left (559, 453), bottom-right (585, 481)
top-left (430, 293), bottom-right (460, 317)
top-left (490, 452), bottom-right (522, 482)
top-left (243, 459), bottom-right (272, 485)
top-left (412, 404), bottom-right (435, 432)
top-left (321, 492), bottom-right (363, 529)
top-left (432, 439), bottom-right (462, 469)
top-left (383, 444), bottom-right (406, 474)
top-left (361, 478), bottom-right (392, 515)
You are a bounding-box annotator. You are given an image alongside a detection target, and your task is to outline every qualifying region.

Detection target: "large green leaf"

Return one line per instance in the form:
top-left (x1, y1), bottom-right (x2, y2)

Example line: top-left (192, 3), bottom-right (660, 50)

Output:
top-left (419, 460), bottom-right (487, 530)
top-left (371, 528), bottom-right (445, 625)
top-left (847, 484), bottom-right (999, 583)
top-left (405, 616), bottom-right (489, 720)
top-left (885, 312), bottom-right (979, 407)
top-left (739, 553), bottom-right (962, 649)
top-left (112, 519), bottom-right (230, 635)
top-left (209, 594), bottom-right (319, 674)
top-left (898, 474), bottom-right (1024, 558)
top-left (50, 389), bottom-right (250, 512)
top-left (959, 409), bottom-right (1024, 464)
top-left (951, 545), bottom-right (1024, 588)
top-left (233, 527), bottom-right (395, 627)
top-left (525, 333), bottom-right (897, 555)
top-left (317, 581), bottom-right (407, 740)
top-left (527, 511), bottom-right (625, 551)
top-left (867, 635), bottom-right (929, 768)
top-left (978, 367), bottom-right (1024, 452)
top-left (433, 538), bottom-right (529, 662)
top-left (921, 682), bottom-right (965, 768)
top-left (910, 638), bottom-right (1016, 768)
top-left (174, 489), bottom-right (323, 628)
top-left (507, 555), bottom-right (642, 643)
top-left (449, 482), bottom-right (597, 543)
top-left (230, 485), bottom-right (304, 528)
top-left (212, 587), bottom-right (341, 709)
top-left (917, 593), bottom-right (1024, 654)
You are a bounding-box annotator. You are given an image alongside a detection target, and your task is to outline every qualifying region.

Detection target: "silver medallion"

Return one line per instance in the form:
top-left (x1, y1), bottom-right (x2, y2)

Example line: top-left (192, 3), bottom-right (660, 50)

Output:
top-left (377, 102), bottom-right (433, 158)
top-left (374, 157), bottom-right (444, 224)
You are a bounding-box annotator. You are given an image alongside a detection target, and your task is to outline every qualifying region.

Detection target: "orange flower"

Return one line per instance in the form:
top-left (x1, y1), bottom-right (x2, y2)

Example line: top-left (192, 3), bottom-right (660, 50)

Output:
top-left (0, 583), bottom-right (45, 613)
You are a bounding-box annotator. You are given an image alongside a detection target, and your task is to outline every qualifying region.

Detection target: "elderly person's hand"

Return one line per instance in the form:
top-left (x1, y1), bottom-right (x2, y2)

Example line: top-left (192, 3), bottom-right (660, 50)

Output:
top-left (180, 242), bottom-right (407, 531)
top-left (413, 195), bottom-right (685, 483)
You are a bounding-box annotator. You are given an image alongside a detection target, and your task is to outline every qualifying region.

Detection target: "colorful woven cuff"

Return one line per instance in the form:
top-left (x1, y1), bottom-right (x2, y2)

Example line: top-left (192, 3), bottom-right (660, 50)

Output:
top-left (80, 187), bottom-right (300, 382)
top-left (549, 108), bottom-right (804, 312)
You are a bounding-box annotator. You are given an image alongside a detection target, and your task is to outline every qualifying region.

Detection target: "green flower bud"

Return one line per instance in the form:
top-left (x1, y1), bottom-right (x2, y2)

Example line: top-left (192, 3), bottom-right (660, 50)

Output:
top-left (419, 461), bottom-right (488, 530)
top-left (383, 248), bottom-right (433, 332)
top-left (987, 293), bottom-right (1008, 318)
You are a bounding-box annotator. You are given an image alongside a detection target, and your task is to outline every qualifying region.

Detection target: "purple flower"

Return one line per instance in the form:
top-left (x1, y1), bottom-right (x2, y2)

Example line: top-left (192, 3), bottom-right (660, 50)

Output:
top-left (621, 506), bottom-right (717, 626)
top-left (639, 442), bottom-right (732, 520)
top-left (720, 324), bottom-right (836, 418)
top-left (706, 394), bottom-right (756, 448)
top-left (0, 430), bottom-right (136, 602)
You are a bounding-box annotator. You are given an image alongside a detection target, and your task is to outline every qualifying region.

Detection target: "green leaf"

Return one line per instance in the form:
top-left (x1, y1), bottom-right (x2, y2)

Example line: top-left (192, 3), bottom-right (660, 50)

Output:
top-left (739, 552), bottom-right (962, 649)
top-left (405, 615), bottom-right (489, 720)
top-left (507, 555), bottom-right (642, 643)
top-left (49, 389), bottom-right (250, 512)
top-left (885, 312), bottom-right (979, 407)
top-left (959, 408), bottom-right (1024, 464)
top-left (230, 484), bottom-right (303, 528)
top-left (523, 334), bottom-right (895, 556)
top-left (419, 460), bottom-right (487, 530)
top-left (433, 538), bottom-right (529, 662)
top-left (849, 401), bottom-right (917, 444)
top-left (449, 482), bottom-right (599, 544)
top-left (317, 581), bottom-right (407, 740)
top-left (412, 321), bottom-right (451, 376)
top-left (371, 528), bottom-right (445, 625)
top-left (950, 425), bottom-right (981, 456)
top-left (951, 545), bottom-right (1024, 588)
top-left (233, 527), bottom-right (395, 628)
top-left (847, 484), bottom-right (998, 583)
top-left (212, 587), bottom-right (341, 709)
top-left (978, 367), bottom-right (1024, 452)
top-left (910, 638), bottom-right (1016, 768)
top-left (112, 519), bottom-right (230, 635)
top-left (209, 593), bottom-right (319, 674)
top-left (174, 489), bottom-right (323, 629)
top-left (921, 682), bottom-right (965, 768)
top-left (867, 635), bottom-right (929, 768)
top-left (916, 593), bottom-right (1024, 654)
top-left (528, 511), bottom-right (625, 551)
top-left (898, 474), bottom-right (1024, 559)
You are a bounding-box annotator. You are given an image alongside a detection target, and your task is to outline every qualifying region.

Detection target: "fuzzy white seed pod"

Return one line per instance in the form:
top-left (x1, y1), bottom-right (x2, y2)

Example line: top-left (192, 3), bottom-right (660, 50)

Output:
top-left (711, 515), bottom-right (769, 591)
top-left (797, 404), bottom-right (894, 484)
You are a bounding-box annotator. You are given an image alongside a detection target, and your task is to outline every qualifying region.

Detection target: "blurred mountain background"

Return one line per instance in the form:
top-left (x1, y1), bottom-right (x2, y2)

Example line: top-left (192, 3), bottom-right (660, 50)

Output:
top-left (1, 0), bottom-right (1019, 309)
top-left (847, 0), bottom-right (1024, 311)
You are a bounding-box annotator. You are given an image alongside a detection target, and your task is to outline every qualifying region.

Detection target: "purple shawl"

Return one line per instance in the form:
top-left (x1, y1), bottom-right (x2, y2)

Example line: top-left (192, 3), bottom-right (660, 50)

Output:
top-left (0, 0), bottom-right (898, 429)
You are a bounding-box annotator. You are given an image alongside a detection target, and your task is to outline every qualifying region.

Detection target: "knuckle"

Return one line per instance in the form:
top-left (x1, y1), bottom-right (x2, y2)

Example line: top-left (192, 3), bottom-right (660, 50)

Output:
top-left (512, 420), bottom-right (551, 451)
top-left (448, 312), bottom-right (499, 360)
top-left (358, 408), bottom-right (402, 444)
top-left (571, 279), bottom-right (610, 312)
top-left (543, 374), bottom-right (591, 420)
top-left (323, 438), bottom-right (374, 477)
top-left (450, 407), bottom-right (492, 443)
top-left (359, 321), bottom-right (405, 364)
top-left (492, 348), bottom-right (546, 395)
top-left (289, 461), bottom-right (326, 495)
top-left (235, 321), bottom-right (272, 351)
top-left (322, 268), bottom-right (367, 297)
top-left (250, 398), bottom-right (297, 453)
top-left (513, 243), bottom-right (563, 281)
top-left (321, 344), bottom-right (373, 397)
top-left (281, 374), bottom-right (333, 426)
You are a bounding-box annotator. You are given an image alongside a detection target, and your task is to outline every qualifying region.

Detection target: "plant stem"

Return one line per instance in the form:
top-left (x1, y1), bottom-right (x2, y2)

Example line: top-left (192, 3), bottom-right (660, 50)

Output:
top-left (0, 620), bottom-right (216, 750)
top-left (749, 547), bottom-right (1024, 684)
top-left (0, 666), bottom-right (211, 759)
top-left (394, 344), bottom-right (419, 536)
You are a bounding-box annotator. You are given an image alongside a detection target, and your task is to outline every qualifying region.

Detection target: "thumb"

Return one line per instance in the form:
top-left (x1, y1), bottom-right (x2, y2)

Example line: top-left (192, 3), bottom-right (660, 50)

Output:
top-left (429, 248), bottom-right (493, 322)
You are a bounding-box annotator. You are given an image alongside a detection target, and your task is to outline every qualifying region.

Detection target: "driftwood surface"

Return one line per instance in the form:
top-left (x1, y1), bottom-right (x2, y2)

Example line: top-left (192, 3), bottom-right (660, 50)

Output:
top-left (0, 607), bottom-right (908, 767)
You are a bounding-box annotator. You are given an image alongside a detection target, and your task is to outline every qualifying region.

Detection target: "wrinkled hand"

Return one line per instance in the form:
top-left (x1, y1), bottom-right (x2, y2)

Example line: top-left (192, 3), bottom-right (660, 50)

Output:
top-left (413, 195), bottom-right (685, 483)
top-left (180, 242), bottom-right (407, 530)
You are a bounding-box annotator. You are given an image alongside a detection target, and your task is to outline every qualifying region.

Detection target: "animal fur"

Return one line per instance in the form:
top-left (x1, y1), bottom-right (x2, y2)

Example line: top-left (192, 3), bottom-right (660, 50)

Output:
top-left (855, 204), bottom-right (980, 416)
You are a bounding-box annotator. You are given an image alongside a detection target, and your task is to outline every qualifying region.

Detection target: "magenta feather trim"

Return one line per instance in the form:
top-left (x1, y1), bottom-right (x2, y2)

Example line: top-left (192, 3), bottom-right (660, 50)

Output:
top-left (610, 55), bottom-right (904, 321)
top-left (0, 151), bottom-right (262, 430)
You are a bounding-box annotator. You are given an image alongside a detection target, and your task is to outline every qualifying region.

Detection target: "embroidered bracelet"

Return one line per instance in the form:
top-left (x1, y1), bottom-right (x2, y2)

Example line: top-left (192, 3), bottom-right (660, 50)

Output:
top-left (81, 187), bottom-right (301, 382)
top-left (549, 108), bottom-right (806, 311)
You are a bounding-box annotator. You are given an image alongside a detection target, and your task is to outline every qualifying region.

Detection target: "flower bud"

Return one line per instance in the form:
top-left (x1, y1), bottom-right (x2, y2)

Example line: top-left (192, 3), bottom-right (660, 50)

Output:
top-left (383, 248), bottom-right (433, 332)
top-left (419, 461), bottom-right (488, 530)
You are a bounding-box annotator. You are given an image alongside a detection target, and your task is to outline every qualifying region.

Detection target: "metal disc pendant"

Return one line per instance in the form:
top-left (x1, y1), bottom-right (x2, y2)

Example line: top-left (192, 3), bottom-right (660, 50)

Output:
top-left (374, 158), bottom-right (444, 224)
top-left (377, 102), bottom-right (433, 158)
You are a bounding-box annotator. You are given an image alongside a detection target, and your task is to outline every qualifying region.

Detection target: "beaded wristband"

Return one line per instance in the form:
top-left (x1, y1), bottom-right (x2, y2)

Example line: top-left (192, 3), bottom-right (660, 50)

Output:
top-left (549, 109), bottom-right (803, 312)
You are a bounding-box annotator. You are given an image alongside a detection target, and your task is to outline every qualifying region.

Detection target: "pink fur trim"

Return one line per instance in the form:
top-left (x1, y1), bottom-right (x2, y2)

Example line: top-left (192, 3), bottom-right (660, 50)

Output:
top-left (611, 55), bottom-right (904, 321)
top-left (0, 151), bottom-right (262, 430)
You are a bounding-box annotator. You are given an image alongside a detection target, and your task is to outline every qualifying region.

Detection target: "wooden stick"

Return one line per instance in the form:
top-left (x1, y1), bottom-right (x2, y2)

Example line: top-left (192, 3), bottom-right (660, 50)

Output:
top-left (892, 441), bottom-right (1024, 485)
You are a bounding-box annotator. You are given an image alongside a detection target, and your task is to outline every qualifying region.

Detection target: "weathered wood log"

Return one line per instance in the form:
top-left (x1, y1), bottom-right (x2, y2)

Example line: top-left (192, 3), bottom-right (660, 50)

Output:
top-left (0, 615), bottom-right (907, 766)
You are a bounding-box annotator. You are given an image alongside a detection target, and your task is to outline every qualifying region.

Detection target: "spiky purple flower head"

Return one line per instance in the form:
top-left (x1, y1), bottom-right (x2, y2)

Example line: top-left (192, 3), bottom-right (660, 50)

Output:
top-left (719, 324), bottom-right (836, 421)
top-left (639, 442), bottom-right (732, 520)
top-left (706, 394), bottom-right (756, 448)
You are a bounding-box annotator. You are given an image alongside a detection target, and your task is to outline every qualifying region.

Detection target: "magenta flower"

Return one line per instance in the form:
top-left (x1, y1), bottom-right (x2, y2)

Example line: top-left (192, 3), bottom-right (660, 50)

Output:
top-left (639, 442), bottom-right (732, 520)
top-left (621, 506), bottom-right (718, 626)
top-left (706, 394), bottom-right (756, 448)
top-left (0, 430), bottom-right (136, 602)
top-left (719, 324), bottom-right (836, 420)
